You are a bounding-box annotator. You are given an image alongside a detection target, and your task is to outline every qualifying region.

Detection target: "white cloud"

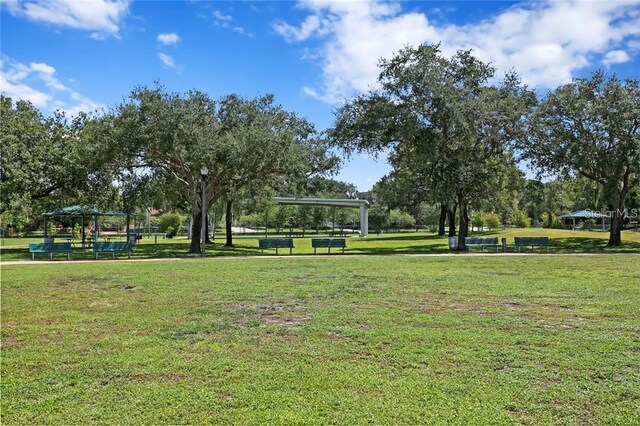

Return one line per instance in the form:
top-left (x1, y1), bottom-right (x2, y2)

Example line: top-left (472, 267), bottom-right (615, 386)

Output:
top-left (3, 0), bottom-right (130, 38)
top-left (232, 26), bottom-right (253, 37)
top-left (157, 32), bottom-right (180, 45)
top-left (603, 49), bottom-right (631, 65)
top-left (157, 52), bottom-right (176, 68)
top-left (0, 74), bottom-right (52, 108)
top-left (212, 10), bottom-right (232, 22)
top-left (29, 62), bottom-right (56, 75)
top-left (276, 0), bottom-right (640, 103)
top-left (210, 9), bottom-right (252, 37)
top-left (273, 15), bottom-right (322, 42)
top-left (212, 9), bottom-right (232, 29)
top-left (29, 62), bottom-right (69, 91)
top-left (0, 56), bottom-right (103, 114)
top-left (64, 91), bottom-right (103, 116)
top-left (629, 39), bottom-right (640, 52)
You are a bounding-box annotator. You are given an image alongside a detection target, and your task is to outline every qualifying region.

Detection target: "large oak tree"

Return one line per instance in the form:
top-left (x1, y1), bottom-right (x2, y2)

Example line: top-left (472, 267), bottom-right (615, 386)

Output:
top-left (1, 96), bottom-right (119, 221)
top-left (522, 71), bottom-right (640, 246)
top-left (330, 44), bottom-right (534, 249)
top-left (116, 86), bottom-right (335, 253)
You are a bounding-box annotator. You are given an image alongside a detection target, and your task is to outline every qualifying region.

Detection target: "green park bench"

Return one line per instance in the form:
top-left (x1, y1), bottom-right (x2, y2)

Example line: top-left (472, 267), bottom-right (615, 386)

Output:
top-left (29, 243), bottom-right (72, 260)
top-left (514, 237), bottom-right (550, 252)
top-left (258, 238), bottom-right (294, 255)
top-left (464, 237), bottom-right (500, 252)
top-left (312, 238), bottom-right (347, 254)
top-left (93, 241), bottom-right (134, 259)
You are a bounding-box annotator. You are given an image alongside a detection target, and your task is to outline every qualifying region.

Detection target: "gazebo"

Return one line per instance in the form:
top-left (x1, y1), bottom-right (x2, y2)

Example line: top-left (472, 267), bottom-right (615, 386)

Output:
top-left (42, 205), bottom-right (131, 247)
top-left (559, 210), bottom-right (608, 231)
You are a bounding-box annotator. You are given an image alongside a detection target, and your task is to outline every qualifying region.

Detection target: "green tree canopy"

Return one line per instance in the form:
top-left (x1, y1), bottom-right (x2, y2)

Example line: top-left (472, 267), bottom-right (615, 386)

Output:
top-left (330, 44), bottom-right (535, 249)
top-left (115, 86), bottom-right (337, 252)
top-left (1, 96), bottom-right (120, 224)
top-left (522, 71), bottom-right (640, 245)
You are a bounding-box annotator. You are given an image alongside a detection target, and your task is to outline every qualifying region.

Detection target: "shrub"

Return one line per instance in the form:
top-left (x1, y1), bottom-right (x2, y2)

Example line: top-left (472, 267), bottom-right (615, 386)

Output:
top-left (73, 223), bottom-right (81, 238)
top-left (541, 212), bottom-right (563, 229)
top-left (484, 212), bottom-right (501, 229)
top-left (510, 209), bottom-right (531, 228)
top-left (415, 203), bottom-right (440, 228)
top-left (239, 214), bottom-right (261, 228)
top-left (389, 209), bottom-right (415, 230)
top-left (158, 213), bottom-right (183, 237)
top-left (471, 211), bottom-right (485, 230)
top-left (369, 205), bottom-right (389, 234)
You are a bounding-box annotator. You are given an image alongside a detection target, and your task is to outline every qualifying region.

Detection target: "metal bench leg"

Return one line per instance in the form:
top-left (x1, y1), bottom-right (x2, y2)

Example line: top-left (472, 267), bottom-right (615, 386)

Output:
top-left (49, 253), bottom-right (52, 261)
top-left (112, 252), bottom-right (115, 260)
top-left (342, 247), bottom-right (345, 254)
top-left (314, 247), bottom-right (317, 255)
top-left (289, 248), bottom-right (292, 255)
top-left (32, 253), bottom-right (35, 260)
top-left (276, 248), bottom-right (278, 255)
top-left (67, 253), bottom-right (70, 260)
top-left (328, 247), bottom-right (331, 254)
top-left (481, 246), bottom-right (484, 253)
top-left (128, 251), bottom-right (131, 259)
top-left (95, 252), bottom-right (98, 259)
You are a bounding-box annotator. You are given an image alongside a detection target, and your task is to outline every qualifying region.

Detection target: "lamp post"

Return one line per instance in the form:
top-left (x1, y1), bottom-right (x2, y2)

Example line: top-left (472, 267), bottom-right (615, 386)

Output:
top-left (200, 166), bottom-right (208, 257)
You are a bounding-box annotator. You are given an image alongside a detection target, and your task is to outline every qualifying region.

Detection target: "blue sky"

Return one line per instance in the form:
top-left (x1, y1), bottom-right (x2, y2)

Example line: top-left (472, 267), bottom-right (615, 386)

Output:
top-left (2, 0), bottom-right (639, 190)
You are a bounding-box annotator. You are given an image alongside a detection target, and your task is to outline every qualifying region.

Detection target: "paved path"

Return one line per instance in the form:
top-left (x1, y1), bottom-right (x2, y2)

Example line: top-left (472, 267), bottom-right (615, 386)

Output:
top-left (0, 251), bottom-right (616, 266)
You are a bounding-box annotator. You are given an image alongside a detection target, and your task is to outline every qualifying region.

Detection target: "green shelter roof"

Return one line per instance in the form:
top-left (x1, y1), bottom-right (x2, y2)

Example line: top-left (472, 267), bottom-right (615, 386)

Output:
top-left (559, 209), bottom-right (605, 219)
top-left (42, 205), bottom-right (128, 217)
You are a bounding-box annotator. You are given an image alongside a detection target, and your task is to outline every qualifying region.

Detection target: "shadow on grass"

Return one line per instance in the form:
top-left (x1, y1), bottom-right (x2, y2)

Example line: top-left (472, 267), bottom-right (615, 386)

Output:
top-left (352, 243), bottom-right (449, 255)
top-left (2, 235), bottom-right (639, 262)
top-left (550, 237), bottom-right (640, 253)
top-left (364, 233), bottom-right (446, 242)
top-left (135, 242), bottom-right (263, 257)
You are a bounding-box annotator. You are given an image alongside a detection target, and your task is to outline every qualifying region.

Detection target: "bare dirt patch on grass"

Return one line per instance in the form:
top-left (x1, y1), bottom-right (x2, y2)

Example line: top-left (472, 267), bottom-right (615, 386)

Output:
top-left (234, 300), bottom-right (311, 328)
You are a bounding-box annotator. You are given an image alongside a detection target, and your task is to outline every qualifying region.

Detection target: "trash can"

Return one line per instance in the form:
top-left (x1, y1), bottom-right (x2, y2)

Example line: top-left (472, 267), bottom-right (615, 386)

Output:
top-left (448, 237), bottom-right (458, 250)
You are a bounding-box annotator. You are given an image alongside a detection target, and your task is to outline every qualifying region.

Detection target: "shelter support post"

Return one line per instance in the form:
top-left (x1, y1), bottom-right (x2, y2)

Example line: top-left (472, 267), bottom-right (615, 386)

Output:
top-left (126, 214), bottom-right (130, 242)
top-left (359, 204), bottom-right (368, 237)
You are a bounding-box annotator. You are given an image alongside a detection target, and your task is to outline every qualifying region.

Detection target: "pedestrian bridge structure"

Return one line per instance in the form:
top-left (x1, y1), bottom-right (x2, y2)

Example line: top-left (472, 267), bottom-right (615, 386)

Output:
top-left (274, 197), bottom-right (369, 237)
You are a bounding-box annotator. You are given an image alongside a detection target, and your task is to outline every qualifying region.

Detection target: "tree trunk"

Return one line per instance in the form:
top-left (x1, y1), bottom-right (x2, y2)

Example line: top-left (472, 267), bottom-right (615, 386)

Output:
top-left (225, 199), bottom-right (233, 247)
top-left (456, 197), bottom-right (469, 251)
top-left (205, 213), bottom-right (214, 244)
top-left (609, 213), bottom-right (623, 246)
top-left (189, 210), bottom-right (202, 253)
top-left (438, 204), bottom-right (447, 236)
top-left (447, 205), bottom-right (457, 237)
top-left (607, 192), bottom-right (626, 246)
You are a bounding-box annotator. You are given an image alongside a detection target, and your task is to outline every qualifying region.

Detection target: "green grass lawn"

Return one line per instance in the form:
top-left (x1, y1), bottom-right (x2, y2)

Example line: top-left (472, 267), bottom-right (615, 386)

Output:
top-left (2, 228), bottom-right (640, 261)
top-left (2, 255), bottom-right (639, 424)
